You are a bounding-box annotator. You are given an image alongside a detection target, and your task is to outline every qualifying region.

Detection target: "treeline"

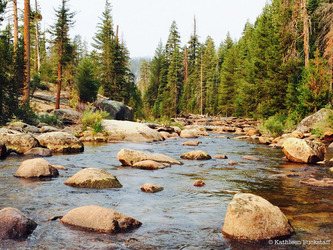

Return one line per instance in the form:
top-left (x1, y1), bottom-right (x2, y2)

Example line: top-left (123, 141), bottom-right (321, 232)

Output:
top-left (0, 0), bottom-right (142, 124)
top-left (139, 0), bottom-right (333, 121)
top-left (1, 0), bottom-right (332, 125)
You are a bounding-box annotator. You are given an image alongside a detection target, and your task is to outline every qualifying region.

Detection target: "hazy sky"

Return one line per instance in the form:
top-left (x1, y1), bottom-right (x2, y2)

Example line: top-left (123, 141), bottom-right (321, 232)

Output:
top-left (36, 0), bottom-right (268, 58)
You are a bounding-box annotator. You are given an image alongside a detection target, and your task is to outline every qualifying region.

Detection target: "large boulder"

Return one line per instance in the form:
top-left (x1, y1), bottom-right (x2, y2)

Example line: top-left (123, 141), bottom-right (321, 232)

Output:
top-left (14, 158), bottom-right (59, 178)
top-left (180, 150), bottom-right (211, 160)
top-left (296, 108), bottom-right (333, 133)
top-left (0, 207), bottom-right (37, 240)
top-left (37, 132), bottom-right (84, 153)
top-left (282, 138), bottom-right (326, 163)
top-left (0, 129), bottom-right (39, 154)
top-left (222, 193), bottom-right (294, 241)
top-left (64, 168), bottom-right (122, 188)
top-left (103, 120), bottom-right (164, 143)
top-left (52, 109), bottom-right (81, 124)
top-left (118, 148), bottom-right (182, 166)
top-left (0, 140), bottom-right (7, 158)
top-left (94, 100), bottom-right (134, 121)
top-left (60, 205), bottom-right (142, 233)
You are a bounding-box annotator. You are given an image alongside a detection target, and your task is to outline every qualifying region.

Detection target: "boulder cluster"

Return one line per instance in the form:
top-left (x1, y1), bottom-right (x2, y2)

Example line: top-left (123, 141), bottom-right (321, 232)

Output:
top-left (2, 108), bottom-right (333, 244)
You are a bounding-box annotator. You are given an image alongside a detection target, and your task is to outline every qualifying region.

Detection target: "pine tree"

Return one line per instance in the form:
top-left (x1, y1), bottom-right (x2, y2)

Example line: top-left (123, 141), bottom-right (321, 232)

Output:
top-left (144, 41), bottom-right (167, 116)
top-left (137, 59), bottom-right (150, 96)
top-left (218, 43), bottom-right (239, 116)
top-left (164, 21), bottom-right (183, 117)
top-left (77, 56), bottom-right (98, 103)
top-left (198, 36), bottom-right (218, 115)
top-left (179, 17), bottom-right (201, 114)
top-left (298, 50), bottom-right (331, 113)
top-left (50, 0), bottom-right (75, 109)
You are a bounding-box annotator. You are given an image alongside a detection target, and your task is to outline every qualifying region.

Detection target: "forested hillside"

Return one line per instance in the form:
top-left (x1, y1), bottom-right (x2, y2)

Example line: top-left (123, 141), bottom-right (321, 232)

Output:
top-left (0, 0), bottom-right (332, 125)
top-left (141, 0), bottom-right (333, 122)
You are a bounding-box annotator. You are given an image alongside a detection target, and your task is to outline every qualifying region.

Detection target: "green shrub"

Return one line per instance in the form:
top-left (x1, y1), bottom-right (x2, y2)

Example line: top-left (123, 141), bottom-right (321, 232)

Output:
top-left (259, 114), bottom-right (297, 137)
top-left (38, 113), bottom-right (63, 127)
top-left (81, 108), bottom-right (108, 133)
top-left (264, 115), bottom-right (285, 137)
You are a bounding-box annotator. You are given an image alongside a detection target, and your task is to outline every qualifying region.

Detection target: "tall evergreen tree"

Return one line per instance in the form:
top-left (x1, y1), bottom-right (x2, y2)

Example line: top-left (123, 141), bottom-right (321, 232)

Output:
top-left (77, 56), bottom-right (98, 103)
top-left (50, 0), bottom-right (75, 109)
top-left (144, 41), bottom-right (167, 116)
top-left (164, 21), bottom-right (183, 117)
top-left (203, 36), bottom-right (218, 115)
top-left (218, 43), bottom-right (239, 116)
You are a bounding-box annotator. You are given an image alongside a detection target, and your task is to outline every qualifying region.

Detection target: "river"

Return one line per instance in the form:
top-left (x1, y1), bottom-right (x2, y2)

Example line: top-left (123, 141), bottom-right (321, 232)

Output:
top-left (0, 132), bottom-right (332, 249)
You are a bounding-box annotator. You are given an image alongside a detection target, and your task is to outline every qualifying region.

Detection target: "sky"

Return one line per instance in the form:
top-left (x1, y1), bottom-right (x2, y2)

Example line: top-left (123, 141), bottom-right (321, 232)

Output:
top-left (35, 0), bottom-right (268, 58)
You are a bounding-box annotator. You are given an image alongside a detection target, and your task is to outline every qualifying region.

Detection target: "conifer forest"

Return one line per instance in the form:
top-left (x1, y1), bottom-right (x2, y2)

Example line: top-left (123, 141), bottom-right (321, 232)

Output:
top-left (0, 0), bottom-right (332, 124)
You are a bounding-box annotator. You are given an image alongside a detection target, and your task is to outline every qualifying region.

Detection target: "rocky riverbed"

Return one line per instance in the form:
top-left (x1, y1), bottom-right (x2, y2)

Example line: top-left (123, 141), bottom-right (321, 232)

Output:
top-left (1, 111), bottom-right (333, 248)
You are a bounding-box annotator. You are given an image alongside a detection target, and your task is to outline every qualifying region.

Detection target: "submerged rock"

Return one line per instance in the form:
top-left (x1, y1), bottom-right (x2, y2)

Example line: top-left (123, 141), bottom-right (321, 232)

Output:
top-left (228, 160), bottom-right (238, 166)
top-left (132, 160), bottom-right (170, 170)
top-left (141, 183), bottom-right (164, 193)
top-left (24, 147), bottom-right (52, 157)
top-left (213, 155), bottom-right (228, 159)
top-left (299, 178), bottom-right (333, 188)
top-left (103, 120), bottom-right (164, 143)
top-left (222, 193), bottom-right (294, 241)
top-left (118, 148), bottom-right (182, 166)
top-left (242, 155), bottom-right (261, 161)
top-left (60, 205), bottom-right (142, 233)
top-left (0, 129), bottom-right (39, 154)
top-left (0, 207), bottom-right (37, 240)
top-left (37, 132), bottom-right (84, 153)
top-left (181, 140), bottom-right (202, 146)
top-left (180, 150), bottom-right (211, 160)
top-left (64, 168), bottom-right (122, 188)
top-left (14, 158), bottom-right (59, 178)
top-left (282, 138), bottom-right (325, 164)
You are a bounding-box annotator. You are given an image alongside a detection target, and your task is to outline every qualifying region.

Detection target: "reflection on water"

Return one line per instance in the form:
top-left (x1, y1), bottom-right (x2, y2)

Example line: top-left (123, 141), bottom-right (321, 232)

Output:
top-left (0, 134), bottom-right (332, 249)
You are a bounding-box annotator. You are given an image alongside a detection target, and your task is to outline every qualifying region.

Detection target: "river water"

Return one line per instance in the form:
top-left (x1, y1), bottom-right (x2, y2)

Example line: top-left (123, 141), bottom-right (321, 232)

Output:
top-left (0, 133), bottom-right (332, 249)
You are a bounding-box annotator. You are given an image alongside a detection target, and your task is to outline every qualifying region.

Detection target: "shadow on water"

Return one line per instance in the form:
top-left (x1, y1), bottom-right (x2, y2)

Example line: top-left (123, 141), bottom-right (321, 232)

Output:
top-left (0, 134), bottom-right (332, 249)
